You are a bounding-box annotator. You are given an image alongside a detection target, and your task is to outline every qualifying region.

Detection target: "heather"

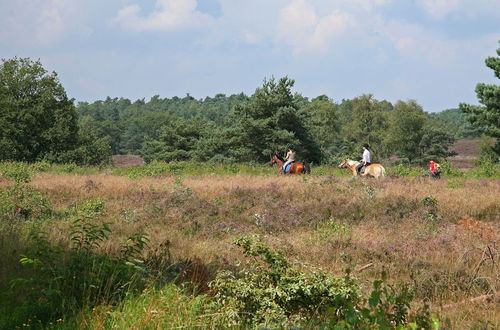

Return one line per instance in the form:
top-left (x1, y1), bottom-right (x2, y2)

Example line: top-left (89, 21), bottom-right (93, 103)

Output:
top-left (0, 163), bottom-right (498, 329)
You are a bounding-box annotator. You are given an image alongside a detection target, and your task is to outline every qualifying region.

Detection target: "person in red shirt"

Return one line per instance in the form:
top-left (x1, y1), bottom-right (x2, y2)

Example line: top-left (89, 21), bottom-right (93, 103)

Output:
top-left (429, 160), bottom-right (441, 179)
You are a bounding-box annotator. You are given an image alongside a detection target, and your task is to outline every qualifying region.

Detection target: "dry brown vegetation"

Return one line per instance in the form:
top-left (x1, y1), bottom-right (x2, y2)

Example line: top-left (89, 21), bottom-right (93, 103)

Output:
top-left (21, 173), bottom-right (500, 328)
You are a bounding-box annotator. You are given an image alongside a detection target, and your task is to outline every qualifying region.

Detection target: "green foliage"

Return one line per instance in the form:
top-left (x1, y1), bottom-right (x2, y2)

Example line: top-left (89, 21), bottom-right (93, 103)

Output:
top-left (302, 96), bottom-right (341, 163)
top-left (141, 117), bottom-right (213, 163)
top-left (429, 108), bottom-right (483, 139)
top-left (313, 219), bottom-right (352, 243)
top-left (471, 136), bottom-right (499, 178)
top-left (459, 41), bottom-right (500, 156)
top-left (322, 275), bottom-right (437, 329)
top-left (120, 232), bottom-right (150, 261)
top-left (4, 215), bottom-right (150, 328)
top-left (209, 234), bottom-right (359, 327)
top-left (70, 218), bottom-right (111, 254)
top-left (438, 160), bottom-right (463, 178)
top-left (0, 57), bottom-right (78, 162)
top-left (341, 94), bottom-right (389, 159)
top-left (226, 76), bottom-right (321, 163)
top-left (417, 124), bottom-right (456, 164)
top-left (0, 162), bottom-right (35, 183)
top-left (387, 164), bottom-right (426, 177)
top-left (386, 100), bottom-right (427, 163)
top-left (0, 184), bottom-right (52, 221)
top-left (0, 57), bottom-right (111, 166)
top-left (88, 284), bottom-right (212, 329)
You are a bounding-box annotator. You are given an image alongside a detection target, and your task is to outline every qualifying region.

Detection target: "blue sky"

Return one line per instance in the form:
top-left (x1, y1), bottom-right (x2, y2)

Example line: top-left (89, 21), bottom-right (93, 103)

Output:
top-left (0, 0), bottom-right (499, 112)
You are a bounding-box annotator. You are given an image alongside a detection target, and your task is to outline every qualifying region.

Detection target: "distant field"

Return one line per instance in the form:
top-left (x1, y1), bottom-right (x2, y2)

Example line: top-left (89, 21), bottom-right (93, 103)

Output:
top-left (112, 155), bottom-right (145, 167)
top-left (449, 139), bottom-right (481, 169)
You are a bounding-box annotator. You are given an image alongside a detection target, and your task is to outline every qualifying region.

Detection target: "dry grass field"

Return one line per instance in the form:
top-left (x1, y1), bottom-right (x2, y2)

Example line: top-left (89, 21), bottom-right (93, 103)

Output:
top-left (6, 172), bottom-right (495, 328)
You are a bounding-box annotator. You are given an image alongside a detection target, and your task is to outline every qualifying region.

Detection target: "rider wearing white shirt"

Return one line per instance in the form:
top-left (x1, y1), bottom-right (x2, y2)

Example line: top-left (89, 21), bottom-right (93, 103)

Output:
top-left (363, 147), bottom-right (371, 163)
top-left (357, 144), bottom-right (371, 174)
top-left (283, 148), bottom-right (296, 173)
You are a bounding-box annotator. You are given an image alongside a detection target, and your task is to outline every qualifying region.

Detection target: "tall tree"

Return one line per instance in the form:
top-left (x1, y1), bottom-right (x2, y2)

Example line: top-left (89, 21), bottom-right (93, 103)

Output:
top-left (459, 42), bottom-right (500, 156)
top-left (385, 100), bottom-right (427, 163)
top-left (141, 117), bottom-right (211, 163)
top-left (341, 94), bottom-right (389, 160)
top-left (227, 77), bottom-right (320, 162)
top-left (302, 96), bottom-right (340, 163)
top-left (0, 57), bottom-right (78, 161)
top-left (0, 57), bottom-right (111, 165)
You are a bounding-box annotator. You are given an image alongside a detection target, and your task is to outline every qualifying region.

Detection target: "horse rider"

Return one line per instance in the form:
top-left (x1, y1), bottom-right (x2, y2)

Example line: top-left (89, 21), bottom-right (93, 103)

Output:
top-left (429, 160), bottom-right (441, 179)
top-left (356, 144), bottom-right (371, 175)
top-left (283, 147), bottom-right (296, 174)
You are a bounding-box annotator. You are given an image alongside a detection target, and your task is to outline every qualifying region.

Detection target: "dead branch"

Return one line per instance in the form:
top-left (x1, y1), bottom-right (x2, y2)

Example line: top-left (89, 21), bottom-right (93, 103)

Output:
top-left (356, 263), bottom-right (374, 273)
top-left (441, 291), bottom-right (500, 309)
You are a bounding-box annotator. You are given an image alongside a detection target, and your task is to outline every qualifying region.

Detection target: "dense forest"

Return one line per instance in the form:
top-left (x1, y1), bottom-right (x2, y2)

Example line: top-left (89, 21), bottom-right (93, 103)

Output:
top-left (77, 81), bottom-right (475, 165)
top-left (1, 51), bottom-right (498, 166)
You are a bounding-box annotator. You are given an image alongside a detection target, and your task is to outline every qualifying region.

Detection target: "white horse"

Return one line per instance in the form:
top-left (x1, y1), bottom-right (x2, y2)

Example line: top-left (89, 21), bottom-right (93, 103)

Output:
top-left (338, 159), bottom-right (386, 179)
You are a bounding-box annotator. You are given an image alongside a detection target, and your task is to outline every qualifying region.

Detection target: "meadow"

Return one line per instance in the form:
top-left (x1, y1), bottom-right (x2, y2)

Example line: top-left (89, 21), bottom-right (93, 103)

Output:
top-left (0, 161), bottom-right (498, 329)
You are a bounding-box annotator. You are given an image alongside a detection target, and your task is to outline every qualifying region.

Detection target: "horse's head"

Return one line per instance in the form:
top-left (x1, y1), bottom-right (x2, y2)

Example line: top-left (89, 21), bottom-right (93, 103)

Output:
top-left (338, 159), bottom-right (348, 168)
top-left (270, 154), bottom-right (277, 166)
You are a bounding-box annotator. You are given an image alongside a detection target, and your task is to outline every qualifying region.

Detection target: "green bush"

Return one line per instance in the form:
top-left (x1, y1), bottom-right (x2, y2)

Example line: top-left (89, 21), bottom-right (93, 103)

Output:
top-left (0, 184), bottom-right (52, 221)
top-left (209, 234), bottom-right (359, 327)
top-left (0, 162), bottom-right (35, 183)
top-left (322, 274), bottom-right (438, 329)
top-left (439, 160), bottom-right (463, 178)
top-left (4, 218), bottom-right (150, 329)
top-left (387, 164), bottom-right (425, 177)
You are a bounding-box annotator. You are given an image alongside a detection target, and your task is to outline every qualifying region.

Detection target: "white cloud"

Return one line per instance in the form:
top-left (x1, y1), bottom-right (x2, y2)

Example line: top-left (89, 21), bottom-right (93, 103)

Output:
top-left (309, 10), bottom-right (357, 51)
top-left (348, 0), bottom-right (392, 11)
top-left (379, 19), bottom-right (459, 66)
top-left (418, 0), bottom-right (462, 20)
top-left (243, 32), bottom-right (263, 45)
top-left (36, 0), bottom-right (66, 45)
top-left (417, 0), bottom-right (500, 20)
top-left (0, 0), bottom-right (83, 48)
top-left (277, 0), bottom-right (357, 53)
top-left (114, 0), bottom-right (216, 31)
top-left (277, 0), bottom-right (317, 46)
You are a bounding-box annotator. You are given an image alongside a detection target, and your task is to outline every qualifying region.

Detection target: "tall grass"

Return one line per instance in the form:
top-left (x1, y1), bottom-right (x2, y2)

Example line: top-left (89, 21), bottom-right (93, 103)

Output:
top-left (1, 161), bottom-right (499, 328)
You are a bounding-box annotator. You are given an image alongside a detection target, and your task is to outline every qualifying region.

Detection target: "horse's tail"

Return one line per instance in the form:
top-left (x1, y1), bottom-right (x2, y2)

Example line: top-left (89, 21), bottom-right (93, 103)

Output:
top-left (380, 165), bottom-right (386, 178)
top-left (303, 162), bottom-right (311, 174)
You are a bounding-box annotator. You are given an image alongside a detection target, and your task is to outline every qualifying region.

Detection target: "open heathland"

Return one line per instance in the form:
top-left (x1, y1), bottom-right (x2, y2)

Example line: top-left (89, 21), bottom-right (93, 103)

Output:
top-left (0, 164), bottom-right (499, 329)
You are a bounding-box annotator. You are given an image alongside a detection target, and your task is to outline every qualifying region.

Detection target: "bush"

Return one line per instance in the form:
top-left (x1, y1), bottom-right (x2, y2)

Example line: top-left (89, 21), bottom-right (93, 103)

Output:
top-left (387, 164), bottom-right (425, 177)
top-left (322, 274), bottom-right (438, 329)
top-left (4, 217), bottom-right (151, 328)
top-left (0, 162), bottom-right (35, 183)
top-left (209, 234), bottom-right (359, 327)
top-left (0, 184), bottom-right (52, 221)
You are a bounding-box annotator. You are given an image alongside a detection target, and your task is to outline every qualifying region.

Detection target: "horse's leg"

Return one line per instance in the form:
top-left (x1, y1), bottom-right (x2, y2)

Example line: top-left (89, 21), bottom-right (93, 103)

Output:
top-left (351, 167), bottom-right (357, 177)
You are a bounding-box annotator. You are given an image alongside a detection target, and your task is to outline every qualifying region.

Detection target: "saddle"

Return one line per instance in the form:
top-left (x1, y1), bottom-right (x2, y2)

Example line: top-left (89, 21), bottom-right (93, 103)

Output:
top-left (284, 161), bottom-right (295, 173)
top-left (359, 162), bottom-right (370, 174)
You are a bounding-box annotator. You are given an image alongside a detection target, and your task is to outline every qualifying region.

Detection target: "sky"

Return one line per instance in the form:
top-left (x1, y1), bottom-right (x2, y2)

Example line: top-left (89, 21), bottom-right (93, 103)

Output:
top-left (0, 0), bottom-right (499, 112)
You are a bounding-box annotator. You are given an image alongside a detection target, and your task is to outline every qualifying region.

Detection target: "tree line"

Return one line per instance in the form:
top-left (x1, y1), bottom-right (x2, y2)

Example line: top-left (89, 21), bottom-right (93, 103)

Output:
top-left (76, 80), bottom-right (473, 165)
top-left (1, 42), bottom-right (498, 166)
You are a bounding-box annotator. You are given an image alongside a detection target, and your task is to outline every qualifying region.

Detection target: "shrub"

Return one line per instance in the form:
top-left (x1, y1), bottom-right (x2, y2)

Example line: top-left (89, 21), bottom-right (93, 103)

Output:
top-left (387, 164), bottom-right (425, 178)
top-left (0, 162), bottom-right (34, 183)
top-left (0, 184), bottom-right (52, 221)
top-left (209, 234), bottom-right (359, 327)
top-left (439, 160), bottom-right (463, 178)
top-left (322, 274), bottom-right (438, 329)
top-left (6, 219), bottom-right (150, 328)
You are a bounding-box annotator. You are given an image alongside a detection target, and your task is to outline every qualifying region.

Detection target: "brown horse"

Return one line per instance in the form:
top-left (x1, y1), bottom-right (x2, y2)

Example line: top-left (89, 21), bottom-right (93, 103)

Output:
top-left (270, 154), bottom-right (310, 175)
top-left (338, 159), bottom-right (386, 179)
